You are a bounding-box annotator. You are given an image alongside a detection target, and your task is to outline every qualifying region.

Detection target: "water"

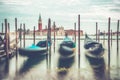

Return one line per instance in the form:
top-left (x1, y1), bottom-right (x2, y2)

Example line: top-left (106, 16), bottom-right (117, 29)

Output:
top-left (0, 36), bottom-right (120, 80)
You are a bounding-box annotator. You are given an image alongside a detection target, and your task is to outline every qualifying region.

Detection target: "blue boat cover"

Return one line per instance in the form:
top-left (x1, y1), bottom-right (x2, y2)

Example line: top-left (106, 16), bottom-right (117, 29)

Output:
top-left (63, 37), bottom-right (72, 42)
top-left (26, 44), bottom-right (40, 50)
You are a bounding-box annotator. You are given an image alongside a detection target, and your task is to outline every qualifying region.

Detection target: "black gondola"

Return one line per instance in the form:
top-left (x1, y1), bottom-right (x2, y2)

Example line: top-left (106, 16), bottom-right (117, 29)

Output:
top-left (0, 34), bottom-right (17, 61)
top-left (58, 36), bottom-right (76, 58)
top-left (18, 40), bottom-right (51, 57)
top-left (84, 34), bottom-right (104, 58)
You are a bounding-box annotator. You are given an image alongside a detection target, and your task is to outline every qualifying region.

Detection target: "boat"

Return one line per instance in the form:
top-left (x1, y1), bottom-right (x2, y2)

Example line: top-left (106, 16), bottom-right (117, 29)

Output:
top-left (84, 34), bottom-right (104, 58)
top-left (58, 33), bottom-right (76, 58)
top-left (0, 35), bottom-right (5, 56)
top-left (85, 54), bottom-right (105, 68)
top-left (0, 33), bottom-right (18, 61)
top-left (0, 35), bottom-right (4, 46)
top-left (18, 40), bottom-right (51, 57)
top-left (36, 40), bottom-right (51, 47)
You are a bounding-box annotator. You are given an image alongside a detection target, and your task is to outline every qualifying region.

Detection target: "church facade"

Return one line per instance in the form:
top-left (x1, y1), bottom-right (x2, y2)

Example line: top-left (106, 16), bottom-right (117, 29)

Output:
top-left (36, 14), bottom-right (83, 36)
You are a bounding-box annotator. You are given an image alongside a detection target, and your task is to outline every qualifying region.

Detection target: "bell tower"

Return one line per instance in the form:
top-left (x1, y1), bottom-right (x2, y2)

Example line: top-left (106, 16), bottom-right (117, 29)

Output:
top-left (38, 14), bottom-right (42, 31)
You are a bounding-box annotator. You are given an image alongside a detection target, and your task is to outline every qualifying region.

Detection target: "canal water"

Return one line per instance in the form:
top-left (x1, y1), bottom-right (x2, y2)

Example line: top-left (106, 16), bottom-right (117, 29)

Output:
top-left (0, 36), bottom-right (120, 80)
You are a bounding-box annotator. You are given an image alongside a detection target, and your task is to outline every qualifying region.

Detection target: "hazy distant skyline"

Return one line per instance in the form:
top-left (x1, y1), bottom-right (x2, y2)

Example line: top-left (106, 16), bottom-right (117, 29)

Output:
top-left (0, 0), bottom-right (120, 34)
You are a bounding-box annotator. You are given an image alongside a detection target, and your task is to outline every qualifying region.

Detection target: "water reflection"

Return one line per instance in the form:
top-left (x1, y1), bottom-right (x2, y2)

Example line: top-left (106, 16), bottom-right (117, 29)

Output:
top-left (18, 54), bottom-right (46, 75)
top-left (57, 56), bottom-right (75, 80)
top-left (85, 54), bottom-right (107, 80)
top-left (0, 39), bottom-right (120, 80)
top-left (117, 47), bottom-right (120, 80)
top-left (0, 59), bottom-right (9, 80)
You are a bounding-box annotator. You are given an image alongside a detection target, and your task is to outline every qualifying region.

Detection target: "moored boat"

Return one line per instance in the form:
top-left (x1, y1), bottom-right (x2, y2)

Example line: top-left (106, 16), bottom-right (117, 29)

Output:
top-left (59, 33), bottom-right (76, 58)
top-left (0, 33), bottom-right (18, 61)
top-left (18, 40), bottom-right (51, 57)
top-left (84, 34), bottom-right (104, 58)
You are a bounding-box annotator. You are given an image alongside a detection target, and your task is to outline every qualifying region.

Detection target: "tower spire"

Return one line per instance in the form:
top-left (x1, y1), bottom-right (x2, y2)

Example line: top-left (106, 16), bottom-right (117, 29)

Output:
top-left (39, 13), bottom-right (41, 21)
top-left (38, 13), bottom-right (42, 31)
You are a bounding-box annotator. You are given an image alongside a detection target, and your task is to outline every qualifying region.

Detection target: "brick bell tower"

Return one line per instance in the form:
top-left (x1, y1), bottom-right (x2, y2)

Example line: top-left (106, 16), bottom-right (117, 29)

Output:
top-left (38, 14), bottom-right (42, 31)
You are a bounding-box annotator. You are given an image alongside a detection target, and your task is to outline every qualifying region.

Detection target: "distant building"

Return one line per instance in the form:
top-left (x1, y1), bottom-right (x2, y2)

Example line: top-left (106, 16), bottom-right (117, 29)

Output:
top-left (65, 29), bottom-right (83, 36)
top-left (105, 31), bottom-right (120, 36)
top-left (34, 14), bottom-right (83, 36)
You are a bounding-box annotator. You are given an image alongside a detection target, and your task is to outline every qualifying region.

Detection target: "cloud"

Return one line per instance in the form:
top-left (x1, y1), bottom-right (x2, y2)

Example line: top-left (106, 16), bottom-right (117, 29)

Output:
top-left (0, 0), bottom-right (32, 6)
top-left (89, 4), bottom-right (120, 18)
top-left (113, 0), bottom-right (120, 4)
top-left (59, 0), bottom-right (80, 5)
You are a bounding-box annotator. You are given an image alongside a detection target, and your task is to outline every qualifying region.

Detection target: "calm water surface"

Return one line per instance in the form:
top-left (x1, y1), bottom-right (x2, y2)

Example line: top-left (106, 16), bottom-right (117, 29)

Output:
top-left (0, 36), bottom-right (120, 80)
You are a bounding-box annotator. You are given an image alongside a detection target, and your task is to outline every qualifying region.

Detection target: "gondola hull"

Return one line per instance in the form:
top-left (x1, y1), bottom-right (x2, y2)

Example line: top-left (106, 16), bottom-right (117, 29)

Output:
top-left (84, 34), bottom-right (104, 58)
top-left (19, 47), bottom-right (47, 57)
top-left (59, 41), bottom-right (75, 58)
top-left (18, 40), bottom-right (51, 57)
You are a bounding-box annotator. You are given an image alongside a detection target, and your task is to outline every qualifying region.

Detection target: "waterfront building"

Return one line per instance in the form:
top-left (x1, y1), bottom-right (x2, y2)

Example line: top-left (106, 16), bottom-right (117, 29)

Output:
top-left (34, 14), bottom-right (84, 36)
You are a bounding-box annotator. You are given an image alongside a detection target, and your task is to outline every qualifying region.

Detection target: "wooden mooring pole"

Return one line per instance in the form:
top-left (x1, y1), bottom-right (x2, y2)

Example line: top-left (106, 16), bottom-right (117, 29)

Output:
top-left (108, 17), bottom-right (111, 77)
top-left (15, 18), bottom-right (18, 59)
top-left (78, 15), bottom-right (80, 69)
top-left (8, 23), bottom-right (10, 49)
top-left (15, 18), bottom-right (18, 75)
top-left (5, 19), bottom-right (9, 58)
top-left (111, 30), bottom-right (112, 47)
top-left (74, 22), bottom-right (76, 44)
top-left (53, 22), bottom-right (56, 53)
top-left (98, 29), bottom-right (100, 42)
top-left (96, 22), bottom-right (98, 41)
top-left (46, 25), bottom-right (49, 69)
top-left (33, 26), bottom-right (35, 44)
top-left (103, 30), bottom-right (105, 45)
top-left (2, 23), bottom-right (3, 33)
top-left (117, 20), bottom-right (119, 68)
top-left (23, 23), bottom-right (25, 48)
top-left (19, 23), bottom-right (22, 48)
top-left (48, 18), bottom-right (51, 69)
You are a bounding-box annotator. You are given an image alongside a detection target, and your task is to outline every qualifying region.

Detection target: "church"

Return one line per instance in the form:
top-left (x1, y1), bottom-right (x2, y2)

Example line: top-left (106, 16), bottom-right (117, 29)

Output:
top-left (36, 14), bottom-right (83, 36)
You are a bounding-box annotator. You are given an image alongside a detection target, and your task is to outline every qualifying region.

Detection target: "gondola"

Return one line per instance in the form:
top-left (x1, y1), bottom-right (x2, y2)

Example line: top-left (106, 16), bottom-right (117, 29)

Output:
top-left (18, 40), bottom-right (51, 57)
top-left (0, 34), bottom-right (17, 61)
top-left (59, 37), bottom-right (76, 58)
top-left (84, 34), bottom-right (104, 58)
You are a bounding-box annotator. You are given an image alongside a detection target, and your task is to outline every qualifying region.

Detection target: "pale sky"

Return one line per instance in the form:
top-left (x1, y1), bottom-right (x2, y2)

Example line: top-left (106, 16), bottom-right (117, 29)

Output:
top-left (0, 0), bottom-right (120, 34)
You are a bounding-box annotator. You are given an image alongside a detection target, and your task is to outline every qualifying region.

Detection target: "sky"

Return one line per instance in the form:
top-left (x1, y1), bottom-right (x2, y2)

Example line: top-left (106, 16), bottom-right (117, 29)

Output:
top-left (0, 0), bottom-right (120, 34)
